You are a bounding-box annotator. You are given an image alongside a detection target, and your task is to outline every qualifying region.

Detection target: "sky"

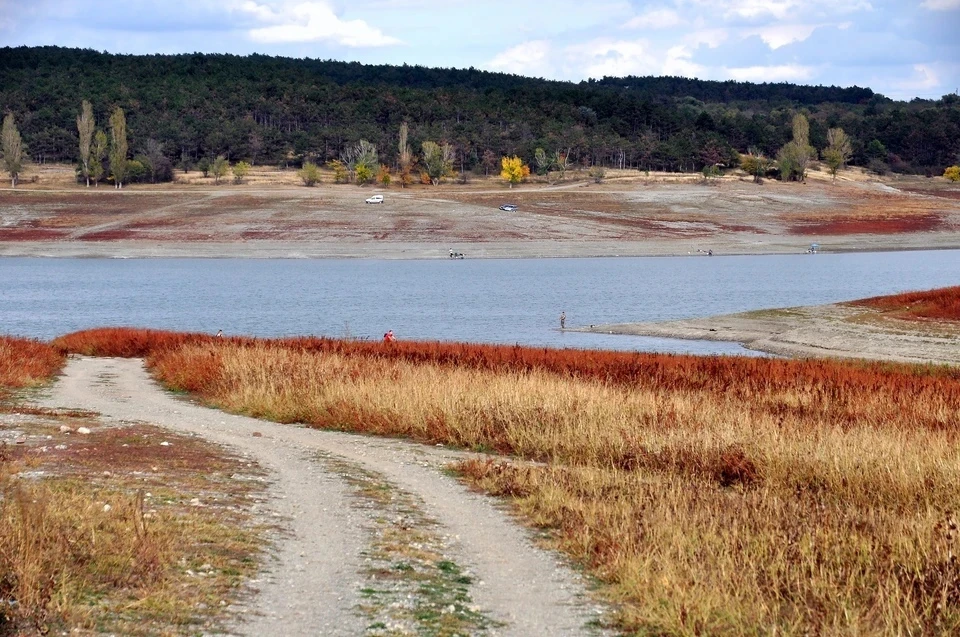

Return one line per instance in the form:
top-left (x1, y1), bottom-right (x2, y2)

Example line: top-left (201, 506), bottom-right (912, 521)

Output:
top-left (1, 0), bottom-right (958, 101)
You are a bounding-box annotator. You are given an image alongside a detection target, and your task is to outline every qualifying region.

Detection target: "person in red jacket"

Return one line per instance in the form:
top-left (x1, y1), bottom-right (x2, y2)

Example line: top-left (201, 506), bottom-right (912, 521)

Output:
top-left (383, 330), bottom-right (395, 342)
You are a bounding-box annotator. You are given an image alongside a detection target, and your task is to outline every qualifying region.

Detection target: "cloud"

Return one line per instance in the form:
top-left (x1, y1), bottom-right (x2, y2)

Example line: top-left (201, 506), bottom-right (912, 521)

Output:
top-left (725, 64), bottom-right (814, 82)
top-left (894, 64), bottom-right (941, 91)
top-left (238, 1), bottom-right (401, 47)
top-left (624, 8), bottom-right (682, 29)
top-left (663, 45), bottom-right (706, 77)
top-left (921, 0), bottom-right (960, 9)
top-left (567, 38), bottom-right (659, 78)
top-left (487, 40), bottom-right (553, 77)
top-left (747, 23), bottom-right (818, 49)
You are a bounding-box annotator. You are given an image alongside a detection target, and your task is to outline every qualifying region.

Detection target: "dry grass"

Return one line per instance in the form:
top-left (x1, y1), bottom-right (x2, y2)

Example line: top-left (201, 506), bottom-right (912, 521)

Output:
top-left (0, 336), bottom-right (63, 399)
top-left (854, 285), bottom-right (960, 322)
top-left (1, 334), bottom-right (267, 635)
top-left (54, 326), bottom-right (960, 634)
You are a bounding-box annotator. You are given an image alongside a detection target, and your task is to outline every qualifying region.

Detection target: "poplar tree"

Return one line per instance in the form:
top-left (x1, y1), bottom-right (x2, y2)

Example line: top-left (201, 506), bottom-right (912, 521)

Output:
top-left (398, 122), bottom-right (412, 187)
top-left (77, 100), bottom-right (95, 187)
top-left (1, 113), bottom-right (24, 188)
top-left (109, 107), bottom-right (129, 188)
top-left (823, 127), bottom-right (852, 181)
top-left (90, 130), bottom-right (107, 187)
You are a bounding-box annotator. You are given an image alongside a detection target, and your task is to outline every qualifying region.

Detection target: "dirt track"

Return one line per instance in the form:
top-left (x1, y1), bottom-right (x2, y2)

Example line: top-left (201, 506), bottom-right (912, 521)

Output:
top-left (38, 356), bottom-right (609, 636)
top-left (2, 166), bottom-right (959, 259)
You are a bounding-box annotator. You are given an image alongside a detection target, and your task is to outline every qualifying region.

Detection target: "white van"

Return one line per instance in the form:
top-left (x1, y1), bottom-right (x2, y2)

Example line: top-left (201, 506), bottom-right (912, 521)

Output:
top-left (365, 194), bottom-right (384, 204)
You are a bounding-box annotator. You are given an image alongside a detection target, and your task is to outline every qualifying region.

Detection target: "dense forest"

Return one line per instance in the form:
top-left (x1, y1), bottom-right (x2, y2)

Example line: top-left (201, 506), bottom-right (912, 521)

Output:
top-left (1, 46), bottom-right (958, 177)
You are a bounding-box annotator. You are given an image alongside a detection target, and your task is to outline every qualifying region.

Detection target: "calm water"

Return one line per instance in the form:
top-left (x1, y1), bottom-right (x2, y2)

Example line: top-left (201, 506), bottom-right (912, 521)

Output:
top-left (2, 250), bottom-right (958, 355)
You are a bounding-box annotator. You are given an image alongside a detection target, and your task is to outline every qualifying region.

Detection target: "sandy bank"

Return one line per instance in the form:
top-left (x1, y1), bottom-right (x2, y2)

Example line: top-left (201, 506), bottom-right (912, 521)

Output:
top-left (578, 303), bottom-right (960, 365)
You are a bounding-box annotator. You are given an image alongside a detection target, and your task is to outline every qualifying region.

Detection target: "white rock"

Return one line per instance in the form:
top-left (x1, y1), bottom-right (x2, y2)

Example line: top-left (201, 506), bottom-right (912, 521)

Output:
top-left (103, 504), bottom-right (112, 512)
top-left (59, 425), bottom-right (73, 433)
top-left (160, 441), bottom-right (171, 446)
top-left (77, 427), bottom-right (91, 435)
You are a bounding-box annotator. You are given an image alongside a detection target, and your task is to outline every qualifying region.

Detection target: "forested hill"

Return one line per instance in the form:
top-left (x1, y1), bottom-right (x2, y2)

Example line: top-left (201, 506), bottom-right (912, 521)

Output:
top-left (2, 45), bottom-right (958, 174)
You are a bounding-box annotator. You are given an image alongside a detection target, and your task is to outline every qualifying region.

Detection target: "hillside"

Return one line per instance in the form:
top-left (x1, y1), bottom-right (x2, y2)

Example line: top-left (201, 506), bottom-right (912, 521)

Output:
top-left (1, 46), bottom-right (959, 174)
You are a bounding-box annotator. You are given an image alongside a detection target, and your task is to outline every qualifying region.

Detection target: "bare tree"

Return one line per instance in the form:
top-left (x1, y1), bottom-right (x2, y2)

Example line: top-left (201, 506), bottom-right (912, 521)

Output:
top-left (143, 139), bottom-right (166, 183)
top-left (1, 113), bottom-right (24, 188)
top-left (109, 107), bottom-right (129, 188)
top-left (249, 131), bottom-right (263, 166)
top-left (77, 100), bottom-right (95, 187)
top-left (90, 130), bottom-right (107, 187)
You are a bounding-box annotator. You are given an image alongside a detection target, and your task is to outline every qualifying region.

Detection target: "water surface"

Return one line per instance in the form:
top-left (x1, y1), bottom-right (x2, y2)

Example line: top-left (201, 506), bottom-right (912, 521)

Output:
top-left (2, 250), bottom-right (957, 355)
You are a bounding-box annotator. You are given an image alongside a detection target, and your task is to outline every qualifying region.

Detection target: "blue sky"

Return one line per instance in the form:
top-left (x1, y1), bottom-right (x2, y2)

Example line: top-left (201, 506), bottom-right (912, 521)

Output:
top-left (1, 0), bottom-right (958, 100)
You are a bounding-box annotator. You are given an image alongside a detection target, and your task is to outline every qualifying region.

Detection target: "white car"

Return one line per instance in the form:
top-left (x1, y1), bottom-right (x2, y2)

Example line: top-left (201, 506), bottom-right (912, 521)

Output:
top-left (365, 194), bottom-right (384, 204)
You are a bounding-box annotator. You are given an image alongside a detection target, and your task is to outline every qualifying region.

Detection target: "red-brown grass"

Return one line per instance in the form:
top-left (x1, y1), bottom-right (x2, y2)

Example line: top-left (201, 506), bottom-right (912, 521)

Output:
top-left (789, 213), bottom-right (942, 235)
top-left (0, 336), bottom-right (64, 397)
top-left (51, 327), bottom-right (224, 358)
top-left (853, 285), bottom-right (960, 321)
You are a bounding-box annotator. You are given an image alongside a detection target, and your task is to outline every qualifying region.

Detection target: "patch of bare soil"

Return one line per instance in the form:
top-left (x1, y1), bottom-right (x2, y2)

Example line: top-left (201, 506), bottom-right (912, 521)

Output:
top-left (1, 165), bottom-right (959, 258)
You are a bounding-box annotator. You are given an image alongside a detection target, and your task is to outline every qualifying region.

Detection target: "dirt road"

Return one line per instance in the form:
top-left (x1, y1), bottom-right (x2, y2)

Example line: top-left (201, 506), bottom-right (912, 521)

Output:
top-left (38, 356), bottom-right (608, 636)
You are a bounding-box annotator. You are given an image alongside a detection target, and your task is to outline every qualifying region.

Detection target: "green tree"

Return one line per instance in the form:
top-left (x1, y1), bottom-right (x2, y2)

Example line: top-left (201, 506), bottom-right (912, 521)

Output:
top-left (343, 140), bottom-right (378, 183)
top-left (823, 127), bottom-right (852, 181)
top-left (740, 150), bottom-right (769, 184)
top-left (90, 129), bottom-right (107, 187)
top-left (298, 161), bottom-right (320, 186)
top-left (354, 163), bottom-right (373, 185)
top-left (589, 165), bottom-right (607, 183)
top-left (108, 107), bottom-right (129, 188)
top-left (422, 141), bottom-right (453, 185)
top-left (944, 165), bottom-right (960, 182)
top-left (777, 113), bottom-right (815, 182)
top-left (197, 157), bottom-right (211, 177)
top-left (211, 155), bottom-right (229, 184)
top-left (534, 147), bottom-right (551, 176)
top-left (77, 100), bottom-right (95, 187)
top-left (1, 113), bottom-right (24, 188)
top-left (232, 160), bottom-right (251, 184)
top-left (500, 155), bottom-right (529, 188)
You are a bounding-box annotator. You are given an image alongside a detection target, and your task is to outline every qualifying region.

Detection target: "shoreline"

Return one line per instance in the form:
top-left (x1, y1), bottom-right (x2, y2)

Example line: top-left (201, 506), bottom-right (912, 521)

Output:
top-left (577, 302), bottom-right (960, 365)
top-left (2, 237), bottom-right (960, 260)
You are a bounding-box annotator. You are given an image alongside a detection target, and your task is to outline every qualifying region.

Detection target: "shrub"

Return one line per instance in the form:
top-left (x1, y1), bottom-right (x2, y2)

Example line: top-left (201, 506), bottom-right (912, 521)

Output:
top-left (298, 162), bottom-right (320, 186)
top-left (945, 165), bottom-right (960, 182)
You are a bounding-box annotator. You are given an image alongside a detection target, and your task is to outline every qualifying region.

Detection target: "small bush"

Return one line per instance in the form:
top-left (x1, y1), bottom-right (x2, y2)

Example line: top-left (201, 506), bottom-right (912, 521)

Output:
top-left (944, 165), bottom-right (960, 182)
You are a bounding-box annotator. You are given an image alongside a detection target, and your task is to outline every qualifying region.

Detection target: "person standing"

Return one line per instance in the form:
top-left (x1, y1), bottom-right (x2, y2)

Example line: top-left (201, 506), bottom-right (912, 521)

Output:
top-left (559, 312), bottom-right (566, 329)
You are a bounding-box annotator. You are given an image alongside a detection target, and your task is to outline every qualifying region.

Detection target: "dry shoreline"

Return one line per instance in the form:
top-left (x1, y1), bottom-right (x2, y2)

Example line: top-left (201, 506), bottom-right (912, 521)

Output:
top-left (577, 302), bottom-right (960, 365)
top-left (2, 165), bottom-right (959, 260)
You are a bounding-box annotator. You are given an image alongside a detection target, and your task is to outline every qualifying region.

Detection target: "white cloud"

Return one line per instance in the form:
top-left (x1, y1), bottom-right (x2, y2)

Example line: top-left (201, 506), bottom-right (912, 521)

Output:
top-left (747, 23), bottom-right (818, 48)
top-left (894, 64), bottom-right (941, 91)
top-left (663, 45), bottom-right (705, 77)
top-left (920, 0), bottom-right (960, 9)
top-left (567, 38), bottom-right (658, 78)
top-left (624, 8), bottom-right (682, 29)
top-left (238, 1), bottom-right (401, 47)
top-left (725, 64), bottom-right (814, 81)
top-left (487, 40), bottom-right (553, 77)
top-left (685, 29), bottom-right (728, 49)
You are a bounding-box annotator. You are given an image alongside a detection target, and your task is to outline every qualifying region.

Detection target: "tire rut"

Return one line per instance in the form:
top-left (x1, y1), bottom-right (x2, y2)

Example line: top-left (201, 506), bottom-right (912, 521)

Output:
top-left (38, 356), bottom-right (610, 636)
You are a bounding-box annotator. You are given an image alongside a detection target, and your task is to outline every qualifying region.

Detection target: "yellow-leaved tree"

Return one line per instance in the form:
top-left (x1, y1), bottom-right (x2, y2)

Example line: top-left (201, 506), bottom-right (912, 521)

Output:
top-left (945, 165), bottom-right (960, 182)
top-left (500, 156), bottom-right (529, 188)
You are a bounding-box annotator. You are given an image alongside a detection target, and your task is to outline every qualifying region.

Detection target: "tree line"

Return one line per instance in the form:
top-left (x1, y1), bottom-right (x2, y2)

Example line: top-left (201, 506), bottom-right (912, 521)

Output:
top-left (1, 46), bottom-right (959, 182)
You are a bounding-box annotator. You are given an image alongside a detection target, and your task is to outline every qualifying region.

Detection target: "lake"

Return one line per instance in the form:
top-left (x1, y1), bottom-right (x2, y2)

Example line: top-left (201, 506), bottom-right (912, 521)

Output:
top-left (2, 250), bottom-right (958, 355)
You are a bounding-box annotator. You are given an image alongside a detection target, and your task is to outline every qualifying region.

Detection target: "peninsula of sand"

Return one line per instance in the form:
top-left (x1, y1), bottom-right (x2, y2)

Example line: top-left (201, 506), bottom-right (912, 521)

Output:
top-left (578, 288), bottom-right (960, 365)
top-left (1, 163), bottom-right (958, 259)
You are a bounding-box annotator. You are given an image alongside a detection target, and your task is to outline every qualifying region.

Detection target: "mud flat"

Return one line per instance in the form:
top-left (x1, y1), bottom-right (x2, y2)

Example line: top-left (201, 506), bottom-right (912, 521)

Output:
top-left (578, 302), bottom-right (960, 365)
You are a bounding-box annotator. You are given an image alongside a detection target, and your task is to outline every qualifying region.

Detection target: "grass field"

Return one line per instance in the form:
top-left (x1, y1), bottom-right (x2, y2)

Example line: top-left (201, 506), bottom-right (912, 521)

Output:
top-left (0, 335), bottom-right (267, 635)
top-left (51, 325), bottom-right (960, 634)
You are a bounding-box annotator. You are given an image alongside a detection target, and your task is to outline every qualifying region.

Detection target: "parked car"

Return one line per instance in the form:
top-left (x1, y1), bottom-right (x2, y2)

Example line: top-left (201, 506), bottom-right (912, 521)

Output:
top-left (365, 194), bottom-right (384, 204)
top-left (499, 203), bottom-right (518, 211)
